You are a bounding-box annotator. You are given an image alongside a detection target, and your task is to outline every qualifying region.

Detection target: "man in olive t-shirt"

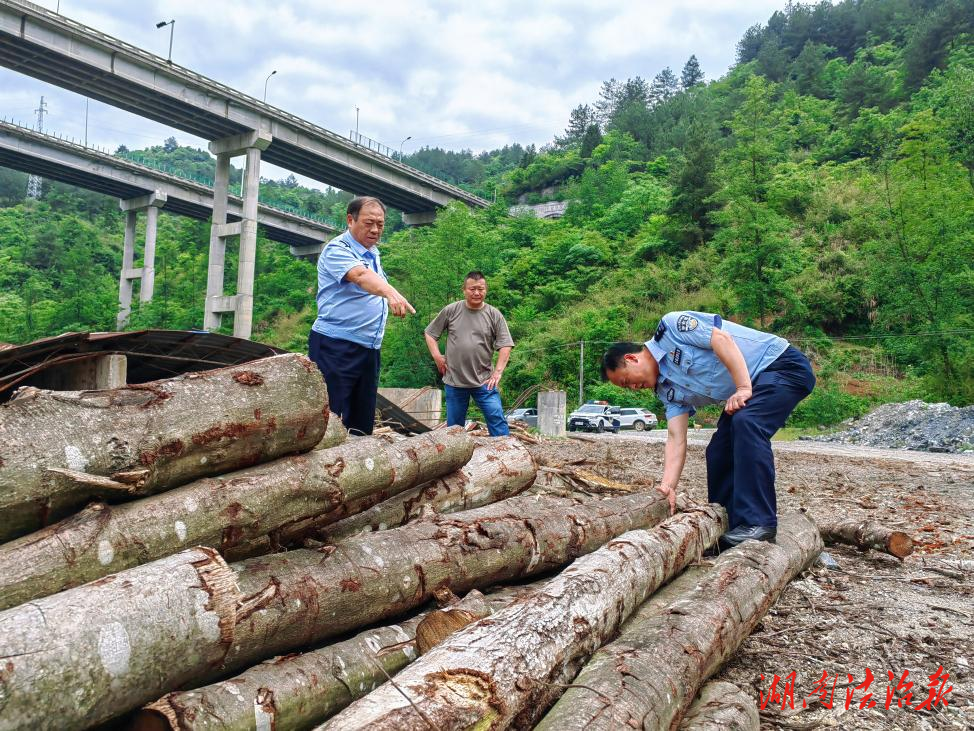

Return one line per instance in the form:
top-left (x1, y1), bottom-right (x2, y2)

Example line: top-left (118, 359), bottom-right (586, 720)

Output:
top-left (424, 271), bottom-right (514, 436)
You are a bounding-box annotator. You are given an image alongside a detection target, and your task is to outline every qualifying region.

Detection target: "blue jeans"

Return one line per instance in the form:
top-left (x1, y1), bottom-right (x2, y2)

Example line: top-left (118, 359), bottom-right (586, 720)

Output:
top-left (444, 384), bottom-right (510, 437)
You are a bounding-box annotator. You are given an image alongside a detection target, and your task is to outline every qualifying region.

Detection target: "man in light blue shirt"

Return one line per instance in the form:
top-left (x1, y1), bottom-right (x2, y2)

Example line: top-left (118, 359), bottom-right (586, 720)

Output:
top-left (308, 196), bottom-right (414, 435)
top-left (600, 311), bottom-right (815, 550)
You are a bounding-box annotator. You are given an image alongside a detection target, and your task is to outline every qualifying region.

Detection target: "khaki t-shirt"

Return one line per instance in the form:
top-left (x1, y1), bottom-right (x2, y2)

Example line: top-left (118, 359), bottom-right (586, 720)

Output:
top-left (425, 301), bottom-right (515, 388)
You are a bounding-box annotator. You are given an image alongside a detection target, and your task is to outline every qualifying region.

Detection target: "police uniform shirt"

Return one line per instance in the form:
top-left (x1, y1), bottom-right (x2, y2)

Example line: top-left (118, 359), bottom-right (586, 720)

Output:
top-left (646, 311), bottom-right (789, 419)
top-left (312, 231), bottom-right (389, 349)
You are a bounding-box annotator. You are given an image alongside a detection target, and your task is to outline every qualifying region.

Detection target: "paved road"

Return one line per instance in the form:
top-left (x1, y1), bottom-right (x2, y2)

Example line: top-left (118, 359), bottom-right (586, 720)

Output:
top-left (574, 429), bottom-right (974, 470)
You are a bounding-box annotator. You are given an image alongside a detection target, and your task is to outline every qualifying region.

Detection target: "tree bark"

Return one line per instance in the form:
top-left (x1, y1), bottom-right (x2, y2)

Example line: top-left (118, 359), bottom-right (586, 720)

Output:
top-left (0, 491), bottom-right (672, 729)
top-left (0, 353), bottom-right (328, 542)
top-left (316, 415), bottom-right (348, 450)
top-left (224, 436), bottom-right (534, 561)
top-left (135, 590), bottom-right (496, 731)
top-left (224, 430), bottom-right (508, 561)
top-left (312, 436), bottom-right (537, 543)
top-left (0, 430), bottom-right (473, 610)
top-left (220, 490), bottom-right (676, 678)
top-left (0, 547), bottom-right (240, 731)
top-left (818, 518), bottom-right (914, 559)
top-left (679, 681), bottom-right (760, 731)
top-left (319, 505), bottom-right (727, 731)
top-left (535, 512), bottom-right (823, 731)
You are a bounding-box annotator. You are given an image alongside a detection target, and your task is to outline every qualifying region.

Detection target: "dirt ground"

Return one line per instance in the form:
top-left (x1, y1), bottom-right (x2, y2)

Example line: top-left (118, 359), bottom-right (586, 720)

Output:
top-left (524, 433), bottom-right (974, 730)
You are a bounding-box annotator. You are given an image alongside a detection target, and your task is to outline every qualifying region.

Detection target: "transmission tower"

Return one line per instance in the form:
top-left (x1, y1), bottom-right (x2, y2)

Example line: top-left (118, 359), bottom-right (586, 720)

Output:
top-left (26, 96), bottom-right (47, 199)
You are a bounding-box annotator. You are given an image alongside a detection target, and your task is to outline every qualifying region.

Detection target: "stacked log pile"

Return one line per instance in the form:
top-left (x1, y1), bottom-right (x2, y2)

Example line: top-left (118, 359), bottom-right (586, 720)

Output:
top-left (0, 355), bottom-right (912, 731)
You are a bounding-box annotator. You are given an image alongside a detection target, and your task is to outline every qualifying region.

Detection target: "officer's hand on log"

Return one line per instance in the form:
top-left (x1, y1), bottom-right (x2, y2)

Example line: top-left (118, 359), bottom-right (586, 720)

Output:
top-left (656, 483), bottom-right (677, 515)
top-left (724, 386), bottom-right (752, 414)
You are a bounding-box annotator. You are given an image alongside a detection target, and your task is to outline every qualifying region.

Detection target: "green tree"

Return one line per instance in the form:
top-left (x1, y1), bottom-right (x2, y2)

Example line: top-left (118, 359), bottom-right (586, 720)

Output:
top-left (929, 62), bottom-right (974, 193)
top-left (680, 55), bottom-right (704, 89)
top-left (838, 55), bottom-right (899, 118)
top-left (579, 124), bottom-right (603, 159)
top-left (755, 39), bottom-right (789, 82)
top-left (649, 67), bottom-right (679, 107)
top-left (902, 0), bottom-right (974, 90)
top-left (713, 76), bottom-right (803, 327)
top-left (557, 104), bottom-right (598, 148)
top-left (790, 41), bottom-right (834, 98)
top-left (595, 77), bottom-right (649, 128)
top-left (736, 23), bottom-right (765, 64)
top-left (665, 121), bottom-right (719, 248)
top-left (863, 112), bottom-right (974, 399)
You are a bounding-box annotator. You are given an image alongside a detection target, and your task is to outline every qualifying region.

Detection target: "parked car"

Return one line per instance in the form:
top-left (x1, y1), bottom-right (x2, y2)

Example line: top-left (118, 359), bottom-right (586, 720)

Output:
top-left (567, 402), bottom-right (620, 433)
top-left (616, 407), bottom-right (658, 431)
top-left (505, 407), bottom-right (538, 429)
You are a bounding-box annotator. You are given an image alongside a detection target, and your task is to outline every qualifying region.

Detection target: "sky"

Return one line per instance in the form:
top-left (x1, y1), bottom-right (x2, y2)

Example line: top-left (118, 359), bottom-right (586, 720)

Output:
top-left (1, 0), bottom-right (784, 187)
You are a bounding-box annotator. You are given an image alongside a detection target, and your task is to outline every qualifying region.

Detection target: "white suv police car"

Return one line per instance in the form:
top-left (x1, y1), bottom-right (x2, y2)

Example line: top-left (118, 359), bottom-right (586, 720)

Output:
top-left (567, 402), bottom-right (621, 433)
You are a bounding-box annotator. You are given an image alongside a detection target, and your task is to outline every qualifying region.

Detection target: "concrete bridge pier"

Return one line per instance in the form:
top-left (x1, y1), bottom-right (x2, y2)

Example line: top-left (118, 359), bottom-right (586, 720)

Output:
top-left (402, 211), bottom-right (437, 227)
top-left (204, 130), bottom-right (272, 339)
top-left (117, 191), bottom-right (167, 329)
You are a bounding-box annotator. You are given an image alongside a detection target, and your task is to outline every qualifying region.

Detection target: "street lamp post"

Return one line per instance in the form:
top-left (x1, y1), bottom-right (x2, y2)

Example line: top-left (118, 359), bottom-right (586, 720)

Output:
top-left (155, 19), bottom-right (175, 63)
top-left (355, 106), bottom-right (360, 142)
top-left (263, 70), bottom-right (277, 102)
top-left (399, 135), bottom-right (412, 161)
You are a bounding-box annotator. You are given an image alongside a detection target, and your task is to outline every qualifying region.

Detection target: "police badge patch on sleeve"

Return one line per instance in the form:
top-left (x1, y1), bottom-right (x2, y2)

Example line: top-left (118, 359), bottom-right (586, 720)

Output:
top-left (677, 314), bottom-right (698, 332)
top-left (654, 320), bottom-right (667, 341)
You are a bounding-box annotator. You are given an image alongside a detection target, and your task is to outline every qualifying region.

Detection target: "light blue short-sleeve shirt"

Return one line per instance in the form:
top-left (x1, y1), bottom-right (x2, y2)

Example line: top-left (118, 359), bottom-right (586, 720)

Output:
top-left (311, 231), bottom-right (388, 349)
top-left (646, 311), bottom-right (789, 419)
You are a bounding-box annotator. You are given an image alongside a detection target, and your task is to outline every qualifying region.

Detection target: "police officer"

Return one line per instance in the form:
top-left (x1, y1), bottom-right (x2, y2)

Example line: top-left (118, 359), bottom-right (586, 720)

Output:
top-left (600, 311), bottom-right (815, 550)
top-left (308, 196), bottom-right (415, 436)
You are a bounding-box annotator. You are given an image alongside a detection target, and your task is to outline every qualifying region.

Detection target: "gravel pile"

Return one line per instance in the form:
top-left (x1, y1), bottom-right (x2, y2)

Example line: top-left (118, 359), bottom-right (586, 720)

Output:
top-left (804, 400), bottom-right (974, 453)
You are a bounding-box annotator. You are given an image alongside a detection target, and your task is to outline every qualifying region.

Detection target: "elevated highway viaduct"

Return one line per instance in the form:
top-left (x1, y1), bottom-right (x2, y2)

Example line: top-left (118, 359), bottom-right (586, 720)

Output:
top-left (0, 0), bottom-right (489, 336)
top-left (0, 119), bottom-right (335, 329)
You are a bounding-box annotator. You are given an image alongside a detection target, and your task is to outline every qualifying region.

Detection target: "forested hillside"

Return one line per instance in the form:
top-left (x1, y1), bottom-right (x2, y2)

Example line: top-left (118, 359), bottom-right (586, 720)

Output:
top-left (0, 0), bottom-right (971, 426)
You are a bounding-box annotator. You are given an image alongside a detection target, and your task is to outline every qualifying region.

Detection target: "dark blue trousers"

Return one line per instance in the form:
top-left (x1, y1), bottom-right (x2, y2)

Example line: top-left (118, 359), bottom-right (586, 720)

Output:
top-left (308, 331), bottom-right (380, 436)
top-left (706, 346), bottom-right (815, 529)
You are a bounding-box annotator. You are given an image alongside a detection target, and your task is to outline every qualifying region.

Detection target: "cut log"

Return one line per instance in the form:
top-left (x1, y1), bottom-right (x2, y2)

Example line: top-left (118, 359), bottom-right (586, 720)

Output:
top-left (0, 429), bottom-right (474, 610)
top-left (316, 414), bottom-right (349, 449)
top-left (135, 585), bottom-right (545, 731)
top-left (506, 556), bottom-right (713, 726)
top-left (818, 518), bottom-right (914, 559)
top-left (220, 489), bottom-right (676, 677)
top-left (319, 504), bottom-right (726, 731)
top-left (0, 491), bottom-right (672, 729)
top-left (535, 465), bottom-right (652, 495)
top-left (0, 547), bottom-right (241, 731)
top-left (316, 436), bottom-right (537, 543)
top-left (680, 681), bottom-right (760, 731)
top-left (0, 353), bottom-right (328, 542)
top-left (223, 436), bottom-right (536, 560)
top-left (535, 512), bottom-right (823, 731)
top-left (135, 590), bottom-right (495, 731)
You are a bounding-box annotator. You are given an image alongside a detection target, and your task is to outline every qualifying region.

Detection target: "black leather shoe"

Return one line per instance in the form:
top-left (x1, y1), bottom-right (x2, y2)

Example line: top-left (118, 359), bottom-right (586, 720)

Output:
top-left (717, 525), bottom-right (777, 552)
